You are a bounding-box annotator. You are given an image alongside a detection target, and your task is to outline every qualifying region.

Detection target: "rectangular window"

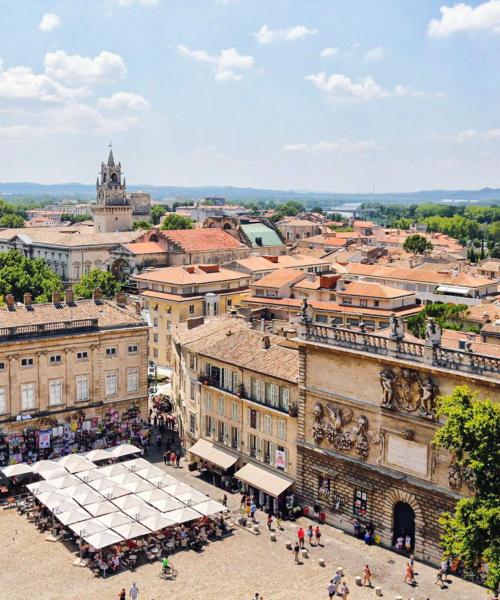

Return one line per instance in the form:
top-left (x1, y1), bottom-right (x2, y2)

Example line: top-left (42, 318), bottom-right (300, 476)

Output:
top-left (153, 333), bottom-right (158, 343)
top-left (127, 368), bottom-right (139, 393)
top-left (21, 357), bottom-right (34, 368)
top-left (374, 300), bottom-right (380, 307)
top-left (347, 318), bottom-right (360, 326)
top-left (231, 401), bottom-right (239, 421)
top-left (76, 351), bottom-right (88, 361)
top-left (250, 377), bottom-right (257, 400)
top-left (231, 426), bottom-right (239, 450)
top-left (263, 439), bottom-right (271, 464)
top-left (105, 347), bottom-right (117, 358)
top-left (0, 362), bottom-right (5, 371)
top-left (353, 489), bottom-right (368, 517)
top-left (359, 299), bottom-right (367, 307)
top-left (189, 413), bottom-right (196, 435)
top-left (105, 371), bottom-right (117, 397)
top-left (281, 387), bottom-right (290, 412)
top-left (49, 355), bottom-right (62, 365)
top-left (343, 297), bottom-right (352, 305)
top-left (0, 387), bottom-right (7, 414)
top-left (21, 383), bottom-right (35, 411)
top-left (217, 420), bottom-right (227, 444)
top-left (332, 317), bottom-right (343, 326)
top-left (204, 392), bottom-right (212, 412)
top-left (205, 415), bottom-right (213, 437)
top-left (217, 396), bottom-right (225, 417)
top-left (263, 414), bottom-right (272, 434)
top-left (270, 384), bottom-right (279, 408)
top-left (190, 382), bottom-right (196, 401)
top-left (76, 375), bottom-right (89, 402)
top-left (249, 408), bottom-right (260, 430)
top-left (189, 304), bottom-right (195, 315)
top-left (49, 379), bottom-right (63, 406)
top-left (153, 317), bottom-right (158, 327)
top-left (315, 314), bottom-right (328, 323)
top-left (189, 354), bottom-right (197, 370)
top-left (265, 382), bottom-right (272, 404)
top-left (127, 344), bottom-right (139, 355)
top-left (232, 371), bottom-right (239, 391)
top-left (277, 419), bottom-right (286, 440)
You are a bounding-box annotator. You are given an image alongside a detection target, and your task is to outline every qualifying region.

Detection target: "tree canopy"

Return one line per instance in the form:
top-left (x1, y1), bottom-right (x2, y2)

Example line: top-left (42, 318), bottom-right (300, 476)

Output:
top-left (406, 303), bottom-right (475, 338)
top-left (0, 249), bottom-right (62, 302)
top-left (0, 214), bottom-right (25, 228)
top-left (132, 219), bottom-right (151, 231)
top-left (150, 204), bottom-right (166, 225)
top-left (434, 386), bottom-right (500, 590)
top-left (160, 213), bottom-right (194, 230)
top-left (74, 269), bottom-right (121, 299)
top-left (403, 233), bottom-right (433, 254)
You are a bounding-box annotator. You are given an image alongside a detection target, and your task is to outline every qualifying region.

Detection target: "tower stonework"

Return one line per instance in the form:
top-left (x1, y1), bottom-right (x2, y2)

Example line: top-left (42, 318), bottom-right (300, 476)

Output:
top-left (92, 148), bottom-right (133, 233)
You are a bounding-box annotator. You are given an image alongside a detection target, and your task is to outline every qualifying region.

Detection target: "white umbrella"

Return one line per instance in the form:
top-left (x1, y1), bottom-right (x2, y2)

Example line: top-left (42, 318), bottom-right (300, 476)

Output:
top-left (176, 490), bottom-right (210, 506)
top-left (48, 498), bottom-right (80, 514)
top-left (36, 491), bottom-right (75, 509)
top-left (98, 464), bottom-right (129, 478)
top-left (149, 474), bottom-right (178, 488)
top-left (101, 485), bottom-right (131, 501)
top-left (57, 455), bottom-right (96, 474)
top-left (84, 529), bottom-right (124, 550)
top-left (40, 467), bottom-right (68, 480)
top-left (68, 517), bottom-right (108, 536)
top-left (136, 465), bottom-right (165, 481)
top-left (113, 521), bottom-right (151, 540)
top-left (164, 506), bottom-right (201, 524)
top-left (192, 499), bottom-right (228, 516)
top-left (49, 475), bottom-right (80, 489)
top-left (108, 472), bottom-right (140, 486)
top-left (76, 469), bottom-right (106, 483)
top-left (99, 512), bottom-right (134, 529)
top-left (56, 507), bottom-right (90, 526)
top-left (84, 449), bottom-right (112, 463)
top-left (73, 489), bottom-right (104, 507)
top-left (121, 479), bottom-right (154, 494)
top-left (149, 496), bottom-right (184, 513)
top-left (85, 500), bottom-right (120, 517)
top-left (138, 488), bottom-right (169, 504)
top-left (88, 478), bottom-right (116, 492)
top-left (63, 484), bottom-right (93, 498)
top-left (1, 463), bottom-right (32, 477)
top-left (140, 512), bottom-right (178, 531)
top-left (112, 495), bottom-right (148, 511)
top-left (122, 505), bottom-right (160, 521)
top-left (164, 482), bottom-right (193, 497)
top-left (26, 481), bottom-right (57, 494)
top-left (121, 458), bottom-right (151, 472)
top-left (31, 460), bottom-right (60, 475)
top-left (109, 444), bottom-right (141, 459)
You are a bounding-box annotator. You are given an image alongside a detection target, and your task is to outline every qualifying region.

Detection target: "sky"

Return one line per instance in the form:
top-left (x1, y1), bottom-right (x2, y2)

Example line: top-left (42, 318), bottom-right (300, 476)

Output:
top-left (1, 0), bottom-right (500, 192)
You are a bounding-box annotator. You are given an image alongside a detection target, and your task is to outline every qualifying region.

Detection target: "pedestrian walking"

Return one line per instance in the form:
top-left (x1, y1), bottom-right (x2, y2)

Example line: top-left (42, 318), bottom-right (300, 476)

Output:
top-left (327, 582), bottom-right (336, 599)
top-left (119, 589), bottom-right (126, 600)
top-left (276, 512), bottom-right (282, 530)
top-left (405, 534), bottom-right (412, 553)
top-left (339, 581), bottom-right (349, 599)
top-left (163, 451), bottom-right (168, 466)
top-left (170, 451), bottom-right (176, 466)
top-left (252, 594), bottom-right (260, 600)
top-left (250, 501), bottom-right (257, 522)
top-left (267, 514), bottom-right (273, 530)
top-left (436, 567), bottom-right (445, 588)
top-left (293, 542), bottom-right (300, 563)
top-left (241, 494), bottom-right (247, 508)
top-left (222, 494), bottom-right (227, 507)
top-left (315, 525), bottom-right (322, 546)
top-left (441, 558), bottom-right (450, 582)
top-left (129, 583), bottom-right (139, 600)
top-left (330, 572), bottom-right (341, 595)
top-left (175, 452), bottom-right (181, 468)
top-left (396, 534), bottom-right (404, 552)
top-left (297, 527), bottom-right (305, 549)
top-left (363, 564), bottom-right (372, 587)
top-left (353, 518), bottom-right (361, 539)
top-left (404, 562), bottom-right (415, 585)
top-left (156, 434), bottom-right (161, 448)
top-left (307, 525), bottom-right (314, 545)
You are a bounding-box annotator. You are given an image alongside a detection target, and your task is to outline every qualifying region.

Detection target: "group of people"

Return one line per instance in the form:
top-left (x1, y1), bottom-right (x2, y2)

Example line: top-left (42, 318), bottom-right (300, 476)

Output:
top-left (352, 518), bottom-right (376, 545)
top-left (327, 571), bottom-right (351, 599)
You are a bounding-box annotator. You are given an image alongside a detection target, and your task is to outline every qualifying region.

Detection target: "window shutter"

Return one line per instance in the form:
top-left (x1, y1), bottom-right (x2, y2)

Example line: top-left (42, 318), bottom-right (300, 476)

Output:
top-left (284, 448), bottom-right (289, 471)
top-left (232, 372), bottom-right (239, 391)
top-left (270, 442), bottom-right (276, 467)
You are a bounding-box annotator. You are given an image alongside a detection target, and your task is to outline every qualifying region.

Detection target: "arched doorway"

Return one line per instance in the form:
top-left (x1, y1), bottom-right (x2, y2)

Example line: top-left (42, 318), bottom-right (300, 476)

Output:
top-left (392, 501), bottom-right (415, 548)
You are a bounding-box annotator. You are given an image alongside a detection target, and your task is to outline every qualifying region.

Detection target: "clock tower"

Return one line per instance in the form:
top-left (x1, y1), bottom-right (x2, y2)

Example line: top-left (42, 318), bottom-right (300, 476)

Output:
top-left (92, 147), bottom-right (133, 233)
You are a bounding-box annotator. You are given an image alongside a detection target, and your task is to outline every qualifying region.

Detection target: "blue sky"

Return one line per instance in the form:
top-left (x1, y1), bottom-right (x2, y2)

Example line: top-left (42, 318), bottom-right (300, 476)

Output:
top-left (1, 0), bottom-right (500, 192)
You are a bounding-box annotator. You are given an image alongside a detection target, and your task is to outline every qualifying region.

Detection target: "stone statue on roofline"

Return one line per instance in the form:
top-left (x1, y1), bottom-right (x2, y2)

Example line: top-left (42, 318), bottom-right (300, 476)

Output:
top-left (425, 318), bottom-right (442, 347)
top-left (389, 312), bottom-right (405, 340)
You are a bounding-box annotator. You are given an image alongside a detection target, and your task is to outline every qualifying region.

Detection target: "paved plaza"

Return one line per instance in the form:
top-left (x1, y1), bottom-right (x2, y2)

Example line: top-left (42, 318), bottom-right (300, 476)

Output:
top-left (0, 456), bottom-right (486, 600)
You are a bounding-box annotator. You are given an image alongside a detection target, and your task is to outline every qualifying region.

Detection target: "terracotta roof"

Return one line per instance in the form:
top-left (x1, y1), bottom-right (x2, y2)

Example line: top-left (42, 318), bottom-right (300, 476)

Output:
top-left (163, 229), bottom-right (244, 252)
top-left (340, 281), bottom-right (414, 299)
top-left (441, 330), bottom-right (481, 342)
top-left (480, 321), bottom-right (500, 335)
top-left (0, 299), bottom-right (145, 330)
top-left (278, 219), bottom-right (319, 227)
top-left (174, 315), bottom-right (250, 346)
top-left (133, 265), bottom-right (248, 286)
top-left (292, 278), bottom-right (321, 290)
top-left (304, 235), bottom-right (347, 247)
top-left (123, 242), bottom-right (164, 255)
top-left (140, 290), bottom-right (202, 303)
top-left (478, 260), bottom-right (500, 273)
top-left (353, 221), bottom-right (375, 227)
top-left (0, 227), bottom-right (138, 248)
top-left (252, 269), bottom-right (305, 289)
top-left (466, 302), bottom-right (500, 323)
top-left (441, 337), bottom-right (500, 357)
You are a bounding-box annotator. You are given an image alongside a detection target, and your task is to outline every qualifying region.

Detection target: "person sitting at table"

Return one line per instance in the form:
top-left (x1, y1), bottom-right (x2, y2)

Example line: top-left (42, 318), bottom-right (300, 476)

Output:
top-left (127, 539), bottom-right (138, 549)
top-left (88, 545), bottom-right (97, 560)
top-left (110, 555), bottom-right (120, 572)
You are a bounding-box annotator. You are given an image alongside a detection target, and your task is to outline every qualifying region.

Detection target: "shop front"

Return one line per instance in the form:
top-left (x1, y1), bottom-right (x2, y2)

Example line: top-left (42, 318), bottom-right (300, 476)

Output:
top-left (188, 438), bottom-right (239, 490)
top-left (234, 461), bottom-right (294, 516)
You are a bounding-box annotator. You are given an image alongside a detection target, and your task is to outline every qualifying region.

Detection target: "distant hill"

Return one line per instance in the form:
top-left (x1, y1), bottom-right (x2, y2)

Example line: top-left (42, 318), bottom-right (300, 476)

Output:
top-left (0, 182), bottom-right (499, 205)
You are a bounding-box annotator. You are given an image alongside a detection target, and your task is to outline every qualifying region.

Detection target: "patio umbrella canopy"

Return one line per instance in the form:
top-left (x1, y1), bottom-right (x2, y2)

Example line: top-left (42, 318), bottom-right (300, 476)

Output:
top-left (108, 472), bottom-right (141, 486)
top-left (47, 499), bottom-right (81, 514)
top-left (121, 479), bottom-right (154, 494)
top-left (140, 512), bottom-right (178, 532)
top-left (84, 529), bottom-right (124, 550)
top-left (1, 463), bottom-right (32, 478)
top-left (88, 478), bottom-right (116, 492)
top-left (100, 485), bottom-right (131, 501)
top-left (164, 506), bottom-right (201, 525)
top-left (57, 455), bottom-right (96, 474)
top-left (108, 444), bottom-right (141, 459)
top-left (135, 466), bottom-right (165, 480)
top-left (48, 475), bottom-right (80, 489)
top-left (137, 488), bottom-right (170, 504)
top-left (98, 464), bottom-right (129, 478)
top-left (56, 507), bottom-right (91, 526)
top-left (64, 484), bottom-right (94, 498)
top-left (121, 458), bottom-right (151, 472)
top-left (40, 467), bottom-right (68, 481)
top-left (26, 481), bottom-right (57, 494)
top-left (176, 490), bottom-right (209, 506)
top-left (193, 499), bottom-right (228, 517)
top-left (164, 482), bottom-right (193, 497)
top-left (72, 489), bottom-right (105, 507)
top-left (122, 505), bottom-right (160, 521)
top-left (68, 518), bottom-right (108, 537)
top-left (31, 460), bottom-right (60, 475)
top-left (76, 469), bottom-right (106, 483)
top-left (149, 496), bottom-right (184, 513)
top-left (99, 512), bottom-right (134, 529)
top-left (112, 521), bottom-right (151, 540)
top-left (85, 500), bottom-right (120, 517)
top-left (36, 491), bottom-right (76, 508)
top-left (149, 474), bottom-right (178, 488)
top-left (85, 449), bottom-right (112, 463)
top-left (112, 495), bottom-right (148, 511)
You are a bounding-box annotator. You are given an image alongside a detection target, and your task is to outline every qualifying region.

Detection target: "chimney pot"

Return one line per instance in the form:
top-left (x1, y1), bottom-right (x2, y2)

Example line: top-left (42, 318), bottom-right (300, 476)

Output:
top-left (262, 335), bottom-right (271, 350)
top-left (92, 288), bottom-right (103, 302)
top-left (52, 291), bottom-right (62, 304)
top-left (65, 288), bottom-right (75, 305)
top-left (6, 294), bottom-right (15, 308)
top-left (135, 301), bottom-right (141, 315)
top-left (115, 291), bottom-right (127, 306)
top-left (23, 293), bottom-right (32, 307)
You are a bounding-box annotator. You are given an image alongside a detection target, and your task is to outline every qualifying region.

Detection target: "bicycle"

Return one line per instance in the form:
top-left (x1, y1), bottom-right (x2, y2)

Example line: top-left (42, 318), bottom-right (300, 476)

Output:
top-left (159, 565), bottom-right (178, 580)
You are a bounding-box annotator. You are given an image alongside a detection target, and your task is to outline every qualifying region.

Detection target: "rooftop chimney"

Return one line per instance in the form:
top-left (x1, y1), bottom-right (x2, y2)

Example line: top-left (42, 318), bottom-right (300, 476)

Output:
top-left (93, 288), bottom-right (103, 302)
top-left (184, 266), bottom-right (195, 274)
top-left (65, 288), bottom-right (75, 305)
top-left (23, 293), bottom-right (32, 308)
top-left (198, 264), bottom-right (220, 273)
top-left (115, 291), bottom-right (127, 307)
top-left (134, 301), bottom-right (141, 315)
top-left (5, 294), bottom-right (15, 309)
top-left (263, 255), bottom-right (279, 264)
top-left (52, 291), bottom-right (62, 304)
top-left (187, 316), bottom-right (204, 329)
top-left (262, 335), bottom-right (271, 350)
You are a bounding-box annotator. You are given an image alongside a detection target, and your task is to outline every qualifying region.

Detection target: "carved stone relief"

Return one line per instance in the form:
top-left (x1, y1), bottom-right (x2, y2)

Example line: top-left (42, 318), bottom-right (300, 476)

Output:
top-left (379, 368), bottom-right (439, 420)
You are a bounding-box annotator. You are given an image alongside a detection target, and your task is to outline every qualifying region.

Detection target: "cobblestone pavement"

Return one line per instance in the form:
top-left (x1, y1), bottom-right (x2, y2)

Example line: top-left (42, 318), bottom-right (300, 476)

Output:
top-left (0, 450), bottom-right (487, 600)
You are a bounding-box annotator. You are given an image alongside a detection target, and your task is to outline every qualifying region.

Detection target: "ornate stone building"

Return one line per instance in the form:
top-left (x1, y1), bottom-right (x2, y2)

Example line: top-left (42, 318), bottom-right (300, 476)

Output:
top-left (294, 314), bottom-right (499, 564)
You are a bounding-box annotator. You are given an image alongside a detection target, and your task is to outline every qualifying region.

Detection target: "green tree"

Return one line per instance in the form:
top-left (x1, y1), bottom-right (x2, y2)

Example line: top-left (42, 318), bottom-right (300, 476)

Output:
top-left (132, 220), bottom-right (151, 231)
top-left (0, 214), bottom-right (25, 228)
top-left (60, 213), bottom-right (92, 224)
top-left (407, 303), bottom-right (469, 338)
top-left (434, 386), bottom-right (500, 591)
top-left (74, 269), bottom-right (121, 299)
top-left (0, 249), bottom-right (62, 302)
top-left (393, 217), bottom-right (413, 229)
top-left (150, 205), bottom-right (166, 225)
top-left (403, 234), bottom-right (433, 254)
top-left (160, 213), bottom-right (194, 230)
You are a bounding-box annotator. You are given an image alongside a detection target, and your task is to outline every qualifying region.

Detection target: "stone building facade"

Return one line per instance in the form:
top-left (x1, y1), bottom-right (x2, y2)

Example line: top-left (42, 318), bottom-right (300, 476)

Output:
top-left (294, 317), bottom-right (499, 564)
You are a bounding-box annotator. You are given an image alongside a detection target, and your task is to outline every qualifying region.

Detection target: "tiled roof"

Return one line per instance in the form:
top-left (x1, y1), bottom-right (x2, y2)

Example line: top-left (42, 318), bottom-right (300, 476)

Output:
top-left (353, 221), bottom-right (375, 227)
top-left (133, 265), bottom-right (247, 285)
top-left (226, 254), bottom-right (330, 273)
top-left (480, 321), bottom-right (500, 335)
top-left (0, 227), bottom-right (138, 248)
top-left (123, 242), bottom-right (164, 255)
top-left (240, 223), bottom-right (284, 247)
top-left (278, 219), bottom-right (319, 227)
top-left (0, 299), bottom-right (145, 330)
top-left (140, 290), bottom-right (202, 303)
top-left (441, 336), bottom-right (500, 357)
top-left (302, 235), bottom-right (347, 247)
top-left (163, 229), bottom-right (245, 252)
top-left (252, 269), bottom-right (305, 289)
top-left (174, 316), bottom-right (250, 346)
top-left (292, 278), bottom-right (321, 290)
top-left (340, 281), bottom-right (414, 299)
top-left (465, 302), bottom-right (500, 323)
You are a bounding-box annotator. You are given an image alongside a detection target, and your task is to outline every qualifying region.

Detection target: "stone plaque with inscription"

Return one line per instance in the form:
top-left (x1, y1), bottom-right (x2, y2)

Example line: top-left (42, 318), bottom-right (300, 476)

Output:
top-left (386, 434), bottom-right (428, 477)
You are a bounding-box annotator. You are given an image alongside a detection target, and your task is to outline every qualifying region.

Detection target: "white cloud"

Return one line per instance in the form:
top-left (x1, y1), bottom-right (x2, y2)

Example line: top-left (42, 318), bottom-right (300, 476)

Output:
top-left (320, 47), bottom-right (339, 58)
top-left (365, 46), bottom-right (384, 62)
top-left (283, 139), bottom-right (379, 153)
top-left (44, 50), bottom-right (127, 87)
top-left (0, 62), bottom-right (82, 102)
top-left (38, 13), bottom-right (61, 32)
top-left (254, 24), bottom-right (317, 44)
top-left (115, 0), bottom-right (158, 6)
top-left (484, 128), bottom-right (500, 138)
top-left (98, 92), bottom-right (149, 110)
top-left (428, 0), bottom-right (500, 37)
top-left (0, 125), bottom-right (37, 139)
top-left (305, 72), bottom-right (443, 102)
top-left (176, 44), bottom-right (254, 81)
top-left (431, 128), bottom-right (500, 141)
top-left (216, 0), bottom-right (239, 4)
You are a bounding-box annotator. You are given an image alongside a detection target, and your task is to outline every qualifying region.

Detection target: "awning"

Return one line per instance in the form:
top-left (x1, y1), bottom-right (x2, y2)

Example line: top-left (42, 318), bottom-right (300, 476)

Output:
top-left (188, 439), bottom-right (238, 471)
top-left (435, 285), bottom-right (471, 296)
top-left (234, 463), bottom-right (294, 498)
